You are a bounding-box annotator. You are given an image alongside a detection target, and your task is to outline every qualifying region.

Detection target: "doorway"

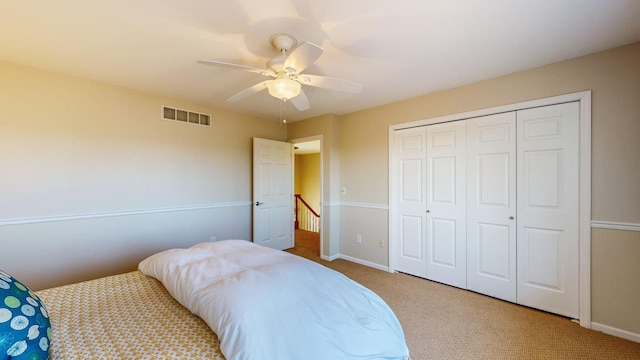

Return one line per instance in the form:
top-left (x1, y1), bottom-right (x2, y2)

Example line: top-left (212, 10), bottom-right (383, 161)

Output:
top-left (292, 138), bottom-right (322, 258)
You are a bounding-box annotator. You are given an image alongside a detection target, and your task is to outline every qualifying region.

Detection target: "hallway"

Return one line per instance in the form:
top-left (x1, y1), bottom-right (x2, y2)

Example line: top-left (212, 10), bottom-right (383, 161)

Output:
top-left (290, 229), bottom-right (320, 260)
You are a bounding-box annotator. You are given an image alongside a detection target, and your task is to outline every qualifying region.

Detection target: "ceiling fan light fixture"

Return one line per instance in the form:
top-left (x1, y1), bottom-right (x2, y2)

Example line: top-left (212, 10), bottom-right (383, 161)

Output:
top-left (198, 33), bottom-right (361, 111)
top-left (267, 78), bottom-right (301, 100)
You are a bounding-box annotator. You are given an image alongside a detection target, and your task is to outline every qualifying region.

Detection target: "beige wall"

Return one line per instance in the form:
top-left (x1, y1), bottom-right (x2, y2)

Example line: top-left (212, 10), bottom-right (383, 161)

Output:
top-left (591, 228), bottom-right (640, 334)
top-left (291, 42), bottom-right (640, 336)
top-left (0, 60), bottom-right (285, 289)
top-left (294, 153), bottom-right (320, 214)
top-left (339, 42), bottom-right (640, 222)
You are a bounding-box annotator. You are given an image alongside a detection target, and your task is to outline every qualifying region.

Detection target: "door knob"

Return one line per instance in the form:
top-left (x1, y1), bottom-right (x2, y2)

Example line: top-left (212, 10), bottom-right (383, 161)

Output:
top-left (255, 201), bottom-right (264, 206)
top-left (509, 216), bottom-right (515, 220)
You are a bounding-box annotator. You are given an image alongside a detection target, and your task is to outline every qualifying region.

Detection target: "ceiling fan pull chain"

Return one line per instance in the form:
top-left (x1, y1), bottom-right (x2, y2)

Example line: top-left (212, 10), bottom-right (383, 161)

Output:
top-left (280, 98), bottom-right (287, 126)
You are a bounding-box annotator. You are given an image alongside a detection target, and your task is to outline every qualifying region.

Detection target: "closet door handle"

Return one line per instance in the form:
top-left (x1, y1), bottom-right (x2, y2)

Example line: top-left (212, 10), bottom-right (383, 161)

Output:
top-left (256, 201), bottom-right (264, 206)
top-left (509, 216), bottom-right (515, 220)
top-left (426, 210), bottom-right (430, 213)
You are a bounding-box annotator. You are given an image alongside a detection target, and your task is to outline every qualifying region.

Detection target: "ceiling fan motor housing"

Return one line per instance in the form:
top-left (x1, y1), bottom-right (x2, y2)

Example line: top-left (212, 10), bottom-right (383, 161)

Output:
top-left (267, 33), bottom-right (298, 74)
top-left (266, 54), bottom-right (287, 73)
top-left (269, 33), bottom-right (297, 53)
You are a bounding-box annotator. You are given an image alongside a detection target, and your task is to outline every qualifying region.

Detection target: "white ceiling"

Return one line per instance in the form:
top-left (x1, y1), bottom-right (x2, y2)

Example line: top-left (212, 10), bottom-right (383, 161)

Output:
top-left (2, 1), bottom-right (640, 123)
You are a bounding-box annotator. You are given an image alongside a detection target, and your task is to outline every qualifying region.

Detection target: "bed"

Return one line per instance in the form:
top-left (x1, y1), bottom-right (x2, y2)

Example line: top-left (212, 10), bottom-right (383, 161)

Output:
top-left (36, 240), bottom-right (410, 360)
top-left (36, 270), bottom-right (224, 359)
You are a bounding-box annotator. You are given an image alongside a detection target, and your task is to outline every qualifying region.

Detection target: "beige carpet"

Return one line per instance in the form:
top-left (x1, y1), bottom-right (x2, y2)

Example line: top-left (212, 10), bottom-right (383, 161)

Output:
top-left (288, 230), bottom-right (640, 360)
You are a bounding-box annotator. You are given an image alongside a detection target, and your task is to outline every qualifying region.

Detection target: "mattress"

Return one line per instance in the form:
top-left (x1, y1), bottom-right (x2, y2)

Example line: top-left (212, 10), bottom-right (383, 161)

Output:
top-left (36, 271), bottom-right (225, 360)
top-left (139, 240), bottom-right (410, 360)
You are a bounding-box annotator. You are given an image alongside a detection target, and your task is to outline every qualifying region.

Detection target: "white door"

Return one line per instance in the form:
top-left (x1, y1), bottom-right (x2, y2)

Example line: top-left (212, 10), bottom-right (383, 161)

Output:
top-left (466, 112), bottom-right (517, 302)
top-left (516, 102), bottom-right (580, 318)
top-left (393, 127), bottom-right (428, 278)
top-left (425, 121), bottom-right (467, 288)
top-left (253, 138), bottom-right (294, 250)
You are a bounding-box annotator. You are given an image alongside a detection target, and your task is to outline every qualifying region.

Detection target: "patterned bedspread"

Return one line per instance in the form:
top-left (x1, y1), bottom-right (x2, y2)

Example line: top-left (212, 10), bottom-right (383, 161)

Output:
top-left (37, 271), bottom-right (225, 359)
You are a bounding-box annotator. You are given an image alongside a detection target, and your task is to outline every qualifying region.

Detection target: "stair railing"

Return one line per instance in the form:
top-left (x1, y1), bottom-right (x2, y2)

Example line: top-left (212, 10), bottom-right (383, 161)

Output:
top-left (294, 194), bottom-right (320, 233)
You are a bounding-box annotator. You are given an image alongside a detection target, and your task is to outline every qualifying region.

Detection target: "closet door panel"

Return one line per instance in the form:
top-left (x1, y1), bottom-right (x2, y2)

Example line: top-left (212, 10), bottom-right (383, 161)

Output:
top-left (393, 127), bottom-right (428, 278)
top-left (517, 102), bottom-right (580, 319)
top-left (426, 121), bottom-right (467, 288)
top-left (430, 218), bottom-right (456, 266)
top-left (466, 112), bottom-right (517, 302)
top-left (477, 223), bottom-right (510, 278)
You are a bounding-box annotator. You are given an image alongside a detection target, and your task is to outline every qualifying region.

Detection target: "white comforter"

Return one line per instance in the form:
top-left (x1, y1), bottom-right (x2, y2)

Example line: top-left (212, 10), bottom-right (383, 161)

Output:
top-left (139, 240), bottom-right (409, 360)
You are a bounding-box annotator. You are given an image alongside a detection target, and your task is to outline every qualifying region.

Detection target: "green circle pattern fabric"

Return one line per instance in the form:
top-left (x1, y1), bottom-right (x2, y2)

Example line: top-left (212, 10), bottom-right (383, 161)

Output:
top-left (0, 270), bottom-right (51, 360)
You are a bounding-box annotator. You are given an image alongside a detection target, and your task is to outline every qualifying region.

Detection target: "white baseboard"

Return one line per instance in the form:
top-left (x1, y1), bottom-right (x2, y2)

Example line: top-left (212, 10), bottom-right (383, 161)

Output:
top-left (591, 322), bottom-right (640, 344)
top-left (336, 254), bottom-right (389, 272)
top-left (321, 254), bottom-right (340, 261)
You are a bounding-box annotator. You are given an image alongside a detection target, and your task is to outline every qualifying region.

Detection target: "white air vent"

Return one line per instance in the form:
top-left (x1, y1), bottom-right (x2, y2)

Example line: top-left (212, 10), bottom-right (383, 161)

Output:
top-left (162, 106), bottom-right (211, 126)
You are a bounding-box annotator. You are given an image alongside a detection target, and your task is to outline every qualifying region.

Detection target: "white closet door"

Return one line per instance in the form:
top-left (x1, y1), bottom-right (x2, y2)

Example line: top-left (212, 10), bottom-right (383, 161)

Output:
top-left (466, 112), bottom-right (517, 302)
top-left (425, 121), bottom-right (467, 288)
top-left (516, 102), bottom-right (580, 319)
top-left (393, 127), bottom-right (428, 278)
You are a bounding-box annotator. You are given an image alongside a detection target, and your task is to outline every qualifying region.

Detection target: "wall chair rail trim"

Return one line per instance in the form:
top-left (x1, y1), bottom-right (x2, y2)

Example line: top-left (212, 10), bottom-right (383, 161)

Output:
top-left (591, 220), bottom-right (640, 232)
top-left (339, 202), bottom-right (389, 210)
top-left (0, 202), bottom-right (252, 227)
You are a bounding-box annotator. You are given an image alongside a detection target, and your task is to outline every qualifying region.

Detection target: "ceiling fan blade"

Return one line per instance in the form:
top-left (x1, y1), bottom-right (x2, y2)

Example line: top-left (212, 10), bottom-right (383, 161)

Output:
top-left (288, 90), bottom-right (310, 111)
top-left (198, 59), bottom-right (273, 76)
top-left (298, 74), bottom-right (363, 93)
top-left (227, 81), bottom-right (270, 102)
top-left (283, 41), bottom-right (323, 73)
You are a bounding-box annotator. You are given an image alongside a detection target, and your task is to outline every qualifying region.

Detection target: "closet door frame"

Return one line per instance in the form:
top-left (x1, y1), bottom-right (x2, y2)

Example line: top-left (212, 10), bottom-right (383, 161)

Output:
top-left (388, 90), bottom-right (591, 328)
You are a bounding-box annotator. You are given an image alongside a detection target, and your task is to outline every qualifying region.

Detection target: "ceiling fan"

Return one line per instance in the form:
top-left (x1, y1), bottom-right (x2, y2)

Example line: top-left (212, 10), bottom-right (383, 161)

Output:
top-left (198, 33), bottom-right (362, 111)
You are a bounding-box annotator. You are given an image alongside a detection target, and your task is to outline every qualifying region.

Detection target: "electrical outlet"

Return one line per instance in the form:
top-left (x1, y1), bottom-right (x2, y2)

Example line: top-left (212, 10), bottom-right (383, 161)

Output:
top-left (210, 236), bottom-right (216, 242)
top-left (378, 239), bottom-right (384, 247)
top-left (356, 234), bottom-right (362, 243)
